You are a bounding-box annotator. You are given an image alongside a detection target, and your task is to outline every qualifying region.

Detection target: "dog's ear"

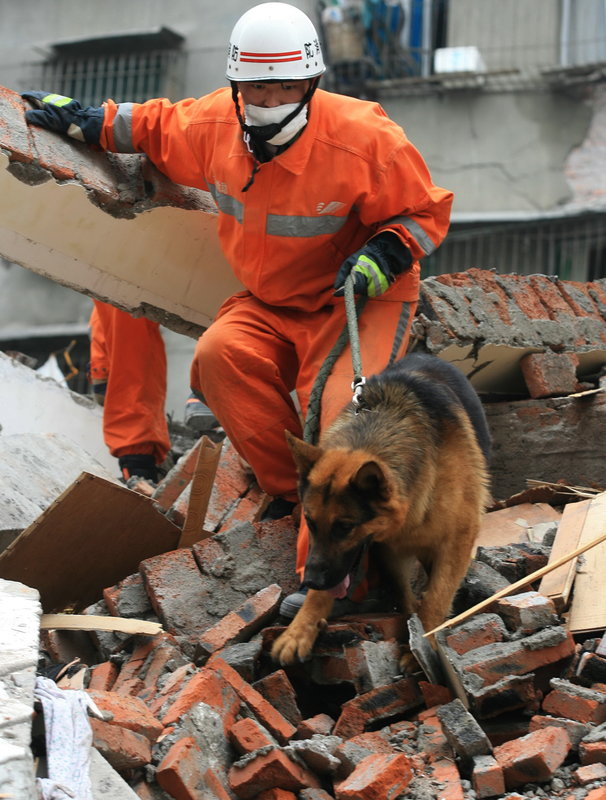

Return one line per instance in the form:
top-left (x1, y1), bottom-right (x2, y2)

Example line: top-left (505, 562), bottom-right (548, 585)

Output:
top-left (285, 430), bottom-right (322, 477)
top-left (352, 460), bottom-right (391, 500)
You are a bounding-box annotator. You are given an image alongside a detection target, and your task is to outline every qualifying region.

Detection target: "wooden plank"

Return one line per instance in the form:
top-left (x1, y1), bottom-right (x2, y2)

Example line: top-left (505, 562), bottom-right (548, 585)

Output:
top-left (178, 436), bottom-right (222, 548)
top-left (567, 492), bottom-right (606, 635)
top-left (0, 472), bottom-right (180, 612)
top-left (425, 521), bottom-right (606, 638)
top-left (40, 614), bottom-right (162, 635)
top-left (474, 502), bottom-right (561, 553)
top-left (538, 499), bottom-right (590, 611)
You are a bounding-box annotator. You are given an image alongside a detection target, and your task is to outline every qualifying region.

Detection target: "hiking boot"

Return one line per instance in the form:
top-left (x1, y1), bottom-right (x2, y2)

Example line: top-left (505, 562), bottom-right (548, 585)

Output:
top-left (261, 497), bottom-right (298, 521)
top-left (184, 393), bottom-right (219, 432)
top-left (118, 454), bottom-right (158, 483)
top-left (278, 587), bottom-right (386, 620)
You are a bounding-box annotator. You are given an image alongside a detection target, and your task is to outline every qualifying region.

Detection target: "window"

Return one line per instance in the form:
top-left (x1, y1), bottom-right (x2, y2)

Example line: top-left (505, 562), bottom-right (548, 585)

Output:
top-left (36, 27), bottom-right (185, 106)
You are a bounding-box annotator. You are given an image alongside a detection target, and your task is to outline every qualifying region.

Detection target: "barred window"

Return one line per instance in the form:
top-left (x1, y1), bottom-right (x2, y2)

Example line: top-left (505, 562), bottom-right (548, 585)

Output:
top-left (35, 27), bottom-right (185, 106)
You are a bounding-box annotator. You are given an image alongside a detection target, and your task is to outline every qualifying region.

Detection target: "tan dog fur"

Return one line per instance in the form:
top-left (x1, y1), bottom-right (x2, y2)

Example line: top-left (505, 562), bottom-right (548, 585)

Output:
top-left (271, 354), bottom-right (490, 668)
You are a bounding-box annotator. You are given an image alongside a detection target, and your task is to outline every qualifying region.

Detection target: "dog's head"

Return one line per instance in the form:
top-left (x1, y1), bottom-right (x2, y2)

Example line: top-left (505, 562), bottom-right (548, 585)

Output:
top-left (286, 430), bottom-right (407, 591)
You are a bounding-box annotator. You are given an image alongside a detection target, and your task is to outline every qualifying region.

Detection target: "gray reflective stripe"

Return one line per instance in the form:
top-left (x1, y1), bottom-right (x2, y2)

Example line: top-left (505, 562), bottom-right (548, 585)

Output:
top-left (266, 214), bottom-right (346, 237)
top-left (208, 184), bottom-right (244, 223)
top-left (388, 301), bottom-right (412, 365)
top-left (388, 215), bottom-right (436, 256)
top-left (112, 103), bottom-right (137, 153)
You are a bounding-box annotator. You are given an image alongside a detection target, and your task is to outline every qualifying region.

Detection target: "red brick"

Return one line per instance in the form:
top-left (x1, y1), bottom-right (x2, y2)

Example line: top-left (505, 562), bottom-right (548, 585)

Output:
top-left (472, 754), bottom-right (506, 799)
top-left (87, 661), bottom-right (119, 692)
top-left (296, 714), bottom-right (335, 739)
top-left (463, 630), bottom-right (576, 684)
top-left (334, 753), bottom-right (412, 800)
top-left (160, 665), bottom-right (241, 732)
top-left (90, 717), bottom-right (151, 771)
top-left (495, 591), bottom-right (557, 634)
top-left (333, 677), bottom-right (422, 739)
top-left (579, 741), bottom-right (606, 766)
top-left (416, 712), bottom-right (454, 763)
top-left (520, 351), bottom-right (580, 398)
top-left (427, 759), bottom-right (465, 800)
top-left (147, 663), bottom-right (194, 715)
top-left (152, 438), bottom-right (206, 511)
top-left (419, 681), bottom-right (453, 708)
top-left (334, 731), bottom-right (396, 777)
top-left (586, 789), bottom-right (606, 800)
top-left (212, 658), bottom-right (297, 744)
top-left (86, 689), bottom-right (163, 742)
top-left (256, 790), bottom-right (298, 800)
top-left (112, 637), bottom-right (158, 692)
top-left (253, 669), bottom-right (302, 728)
top-left (195, 584), bottom-right (282, 662)
top-left (156, 736), bottom-right (207, 800)
top-left (137, 633), bottom-right (187, 696)
top-left (574, 762), bottom-right (606, 785)
top-left (528, 714), bottom-right (590, 747)
top-left (229, 717), bottom-right (275, 755)
top-left (445, 617), bottom-right (506, 655)
top-left (543, 681), bottom-right (606, 724)
top-left (228, 748), bottom-right (322, 798)
top-left (493, 726), bottom-right (571, 789)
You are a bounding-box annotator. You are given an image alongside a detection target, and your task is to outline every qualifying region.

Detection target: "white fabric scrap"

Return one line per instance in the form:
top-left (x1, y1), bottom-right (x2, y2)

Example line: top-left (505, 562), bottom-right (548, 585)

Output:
top-left (34, 676), bottom-right (94, 800)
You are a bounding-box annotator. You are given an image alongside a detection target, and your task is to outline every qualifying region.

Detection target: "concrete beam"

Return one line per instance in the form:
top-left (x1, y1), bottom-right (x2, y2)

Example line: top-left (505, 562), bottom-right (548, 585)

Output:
top-left (0, 86), bottom-right (240, 339)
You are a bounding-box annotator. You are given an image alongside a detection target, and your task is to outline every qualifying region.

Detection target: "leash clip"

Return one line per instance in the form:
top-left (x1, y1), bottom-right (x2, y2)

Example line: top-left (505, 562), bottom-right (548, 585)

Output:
top-left (352, 376), bottom-right (366, 408)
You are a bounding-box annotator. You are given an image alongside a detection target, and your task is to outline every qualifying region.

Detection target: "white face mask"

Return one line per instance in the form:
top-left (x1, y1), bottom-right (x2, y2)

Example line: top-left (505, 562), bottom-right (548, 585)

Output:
top-left (244, 102), bottom-right (308, 146)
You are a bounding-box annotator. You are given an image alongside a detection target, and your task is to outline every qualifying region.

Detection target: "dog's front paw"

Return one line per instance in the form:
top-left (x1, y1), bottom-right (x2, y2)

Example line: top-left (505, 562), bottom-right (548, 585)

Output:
top-left (271, 620), bottom-right (321, 666)
top-left (399, 650), bottom-right (421, 675)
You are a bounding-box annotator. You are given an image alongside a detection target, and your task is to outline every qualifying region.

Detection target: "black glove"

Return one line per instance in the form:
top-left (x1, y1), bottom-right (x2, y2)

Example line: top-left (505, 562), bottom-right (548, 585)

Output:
top-left (334, 232), bottom-right (413, 297)
top-left (21, 91), bottom-right (104, 145)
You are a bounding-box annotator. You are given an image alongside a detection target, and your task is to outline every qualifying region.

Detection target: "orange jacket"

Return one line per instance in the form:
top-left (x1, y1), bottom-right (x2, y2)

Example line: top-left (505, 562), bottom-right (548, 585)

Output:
top-left (101, 88), bottom-right (452, 311)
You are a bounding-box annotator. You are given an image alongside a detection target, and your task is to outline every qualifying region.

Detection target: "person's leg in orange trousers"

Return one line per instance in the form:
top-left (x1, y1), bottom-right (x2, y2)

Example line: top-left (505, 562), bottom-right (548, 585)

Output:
top-left (89, 300), bottom-right (171, 480)
top-left (190, 292), bottom-right (416, 589)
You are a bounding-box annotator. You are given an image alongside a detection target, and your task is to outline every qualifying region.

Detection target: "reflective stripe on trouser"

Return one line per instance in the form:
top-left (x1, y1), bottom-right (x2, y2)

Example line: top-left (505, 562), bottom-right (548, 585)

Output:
top-left (89, 300), bottom-right (170, 463)
top-left (190, 293), bottom-right (416, 583)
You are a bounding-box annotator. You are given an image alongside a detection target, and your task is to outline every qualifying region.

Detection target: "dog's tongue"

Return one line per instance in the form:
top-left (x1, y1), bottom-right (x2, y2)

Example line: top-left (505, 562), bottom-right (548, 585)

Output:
top-left (328, 574), bottom-right (350, 599)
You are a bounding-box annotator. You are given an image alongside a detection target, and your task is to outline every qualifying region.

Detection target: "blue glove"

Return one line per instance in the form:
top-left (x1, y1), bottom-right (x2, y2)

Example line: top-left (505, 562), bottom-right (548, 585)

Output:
top-left (334, 232), bottom-right (412, 297)
top-left (21, 91), bottom-right (104, 145)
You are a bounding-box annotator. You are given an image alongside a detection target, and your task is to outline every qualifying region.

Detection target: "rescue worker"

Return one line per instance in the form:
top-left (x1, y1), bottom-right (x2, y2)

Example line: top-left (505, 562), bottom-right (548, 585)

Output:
top-left (88, 300), bottom-right (171, 484)
top-left (22, 2), bottom-right (453, 616)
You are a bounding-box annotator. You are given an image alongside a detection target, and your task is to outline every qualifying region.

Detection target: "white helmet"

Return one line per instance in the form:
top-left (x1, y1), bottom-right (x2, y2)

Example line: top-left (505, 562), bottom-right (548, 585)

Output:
top-left (226, 2), bottom-right (326, 81)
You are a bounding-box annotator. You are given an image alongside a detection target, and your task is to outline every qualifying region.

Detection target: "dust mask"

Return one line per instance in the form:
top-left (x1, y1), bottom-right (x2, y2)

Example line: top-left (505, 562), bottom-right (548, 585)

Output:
top-left (244, 102), bottom-right (308, 146)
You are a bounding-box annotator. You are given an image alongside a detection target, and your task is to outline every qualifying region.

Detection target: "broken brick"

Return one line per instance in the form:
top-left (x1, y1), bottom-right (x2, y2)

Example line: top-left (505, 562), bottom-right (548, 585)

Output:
top-left (579, 740), bottom-right (606, 766)
top-left (333, 677), bottom-right (422, 739)
top-left (193, 583), bottom-right (282, 664)
top-left (89, 717), bottom-right (152, 771)
top-left (296, 714), bottom-right (335, 739)
top-left (87, 660), bottom-right (119, 692)
top-left (252, 669), bottom-right (302, 728)
top-left (437, 698), bottom-right (493, 760)
top-left (520, 350), bottom-right (580, 399)
top-left (444, 614), bottom-right (507, 656)
top-left (229, 717), bottom-right (276, 755)
top-left (159, 664), bottom-right (241, 733)
top-left (334, 753), bottom-right (412, 800)
top-left (493, 725), bottom-right (571, 789)
top-left (542, 678), bottom-right (606, 724)
top-left (86, 689), bottom-right (163, 742)
top-left (495, 591), bottom-right (557, 634)
top-left (227, 748), bottom-right (322, 798)
top-left (575, 762), bottom-right (606, 785)
top-left (472, 754), bottom-right (506, 799)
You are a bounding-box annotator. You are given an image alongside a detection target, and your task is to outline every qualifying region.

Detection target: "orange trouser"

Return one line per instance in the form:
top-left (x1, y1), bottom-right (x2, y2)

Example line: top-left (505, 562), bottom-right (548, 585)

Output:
top-left (190, 292), bottom-right (416, 582)
top-left (89, 300), bottom-right (171, 464)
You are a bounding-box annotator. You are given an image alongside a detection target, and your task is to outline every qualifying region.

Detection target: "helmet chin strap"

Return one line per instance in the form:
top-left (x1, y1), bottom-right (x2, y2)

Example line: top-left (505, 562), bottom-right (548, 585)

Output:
top-left (231, 78), bottom-right (319, 192)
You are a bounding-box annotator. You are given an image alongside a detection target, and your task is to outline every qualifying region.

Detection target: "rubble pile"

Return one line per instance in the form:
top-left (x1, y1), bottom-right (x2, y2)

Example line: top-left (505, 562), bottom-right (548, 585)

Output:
top-left (34, 496), bottom-right (606, 800)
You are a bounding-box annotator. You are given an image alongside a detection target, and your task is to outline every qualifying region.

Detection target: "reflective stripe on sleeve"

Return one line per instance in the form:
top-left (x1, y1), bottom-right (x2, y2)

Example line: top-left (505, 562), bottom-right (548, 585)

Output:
top-left (266, 214), bottom-right (346, 237)
top-left (208, 184), bottom-right (244, 223)
top-left (112, 103), bottom-right (138, 153)
top-left (386, 215), bottom-right (437, 256)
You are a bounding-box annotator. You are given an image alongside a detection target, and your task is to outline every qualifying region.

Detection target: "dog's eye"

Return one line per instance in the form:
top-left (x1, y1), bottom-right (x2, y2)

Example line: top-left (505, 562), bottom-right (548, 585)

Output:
top-left (331, 521), bottom-right (354, 540)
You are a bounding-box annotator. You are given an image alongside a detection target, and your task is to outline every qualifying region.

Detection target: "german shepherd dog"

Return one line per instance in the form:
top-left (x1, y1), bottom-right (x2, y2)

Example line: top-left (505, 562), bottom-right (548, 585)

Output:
top-left (271, 353), bottom-right (491, 668)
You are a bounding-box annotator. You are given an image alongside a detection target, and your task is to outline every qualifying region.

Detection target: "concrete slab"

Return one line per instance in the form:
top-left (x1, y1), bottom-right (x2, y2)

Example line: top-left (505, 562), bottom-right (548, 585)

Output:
top-left (0, 351), bottom-right (116, 474)
top-left (0, 85), bottom-right (240, 338)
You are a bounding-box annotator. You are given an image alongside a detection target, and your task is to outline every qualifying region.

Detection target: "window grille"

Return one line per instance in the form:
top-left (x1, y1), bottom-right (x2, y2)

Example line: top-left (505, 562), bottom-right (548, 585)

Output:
top-left (425, 213), bottom-right (606, 282)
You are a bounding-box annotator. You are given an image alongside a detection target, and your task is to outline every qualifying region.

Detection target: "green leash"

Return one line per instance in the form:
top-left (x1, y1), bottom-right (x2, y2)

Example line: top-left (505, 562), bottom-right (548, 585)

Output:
top-left (303, 273), bottom-right (367, 444)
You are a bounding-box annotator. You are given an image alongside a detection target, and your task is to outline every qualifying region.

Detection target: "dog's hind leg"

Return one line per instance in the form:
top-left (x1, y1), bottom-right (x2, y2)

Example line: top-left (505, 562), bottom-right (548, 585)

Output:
top-left (271, 589), bottom-right (334, 666)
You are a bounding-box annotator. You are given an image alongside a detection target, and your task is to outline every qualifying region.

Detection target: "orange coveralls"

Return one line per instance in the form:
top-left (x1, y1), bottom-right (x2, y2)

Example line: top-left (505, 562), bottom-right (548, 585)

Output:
top-left (100, 87), bottom-right (453, 578)
top-left (89, 300), bottom-right (170, 465)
